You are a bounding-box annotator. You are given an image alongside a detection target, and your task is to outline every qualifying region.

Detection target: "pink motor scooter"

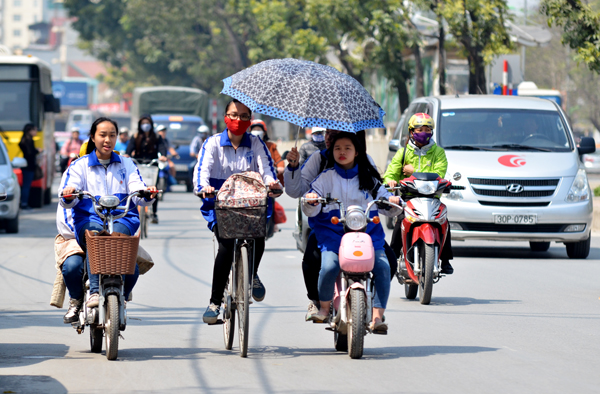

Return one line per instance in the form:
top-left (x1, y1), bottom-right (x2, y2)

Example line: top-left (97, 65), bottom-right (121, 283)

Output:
top-left (303, 195), bottom-right (402, 359)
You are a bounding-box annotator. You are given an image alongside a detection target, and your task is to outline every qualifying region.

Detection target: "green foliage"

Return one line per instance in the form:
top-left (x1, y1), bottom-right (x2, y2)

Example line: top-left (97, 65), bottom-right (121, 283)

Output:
top-left (541, 0), bottom-right (600, 73)
top-left (594, 185), bottom-right (600, 197)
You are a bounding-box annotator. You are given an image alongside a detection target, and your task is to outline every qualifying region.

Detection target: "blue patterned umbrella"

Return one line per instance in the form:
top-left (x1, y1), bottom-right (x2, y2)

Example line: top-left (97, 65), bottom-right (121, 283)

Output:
top-left (221, 58), bottom-right (385, 133)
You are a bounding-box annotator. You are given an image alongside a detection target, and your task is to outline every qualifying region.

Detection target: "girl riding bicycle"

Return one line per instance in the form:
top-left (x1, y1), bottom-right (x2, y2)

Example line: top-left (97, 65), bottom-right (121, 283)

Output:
top-left (303, 132), bottom-right (402, 332)
top-left (59, 117), bottom-right (158, 309)
top-left (194, 99), bottom-right (281, 324)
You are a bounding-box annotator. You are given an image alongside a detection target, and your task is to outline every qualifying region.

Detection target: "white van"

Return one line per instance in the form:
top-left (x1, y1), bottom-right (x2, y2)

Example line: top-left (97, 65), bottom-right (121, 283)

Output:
top-left (65, 109), bottom-right (96, 138)
top-left (386, 95), bottom-right (595, 258)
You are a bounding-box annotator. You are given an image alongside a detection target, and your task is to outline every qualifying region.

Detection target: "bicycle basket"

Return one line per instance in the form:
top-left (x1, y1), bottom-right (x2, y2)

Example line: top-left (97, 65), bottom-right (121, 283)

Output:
top-left (85, 230), bottom-right (139, 275)
top-left (137, 165), bottom-right (159, 187)
top-left (215, 198), bottom-right (268, 239)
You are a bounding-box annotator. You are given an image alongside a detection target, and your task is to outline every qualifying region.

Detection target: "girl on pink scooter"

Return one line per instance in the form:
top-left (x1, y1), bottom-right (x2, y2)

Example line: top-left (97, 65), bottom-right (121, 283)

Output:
top-left (303, 132), bottom-right (402, 332)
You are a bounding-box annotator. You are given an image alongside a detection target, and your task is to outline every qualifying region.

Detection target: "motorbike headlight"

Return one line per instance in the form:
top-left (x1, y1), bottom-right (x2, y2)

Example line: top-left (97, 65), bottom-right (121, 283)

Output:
top-left (414, 180), bottom-right (438, 195)
top-left (0, 177), bottom-right (16, 194)
top-left (99, 195), bottom-right (120, 208)
top-left (345, 209), bottom-right (367, 230)
top-left (565, 168), bottom-right (590, 203)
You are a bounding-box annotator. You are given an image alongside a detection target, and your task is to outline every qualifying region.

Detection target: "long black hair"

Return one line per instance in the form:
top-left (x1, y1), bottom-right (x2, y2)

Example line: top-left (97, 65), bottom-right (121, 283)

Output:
top-left (327, 131), bottom-right (381, 192)
top-left (134, 114), bottom-right (157, 157)
top-left (20, 123), bottom-right (36, 144)
top-left (224, 99), bottom-right (253, 117)
top-left (86, 117), bottom-right (119, 155)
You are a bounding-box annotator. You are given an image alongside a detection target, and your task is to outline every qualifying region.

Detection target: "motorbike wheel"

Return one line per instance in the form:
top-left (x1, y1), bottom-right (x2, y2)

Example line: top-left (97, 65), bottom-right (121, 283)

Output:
top-left (405, 284), bottom-right (418, 300)
top-left (90, 325), bottom-right (103, 353)
top-left (105, 294), bottom-right (120, 360)
top-left (236, 245), bottom-right (250, 358)
top-left (334, 330), bottom-right (348, 352)
top-left (418, 244), bottom-right (435, 305)
top-left (157, 178), bottom-right (166, 201)
top-left (347, 288), bottom-right (366, 359)
top-left (223, 272), bottom-right (236, 350)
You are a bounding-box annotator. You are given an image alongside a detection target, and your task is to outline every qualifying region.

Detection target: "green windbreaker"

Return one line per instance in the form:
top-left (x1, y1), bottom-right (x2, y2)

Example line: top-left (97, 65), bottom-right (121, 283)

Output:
top-left (383, 142), bottom-right (448, 184)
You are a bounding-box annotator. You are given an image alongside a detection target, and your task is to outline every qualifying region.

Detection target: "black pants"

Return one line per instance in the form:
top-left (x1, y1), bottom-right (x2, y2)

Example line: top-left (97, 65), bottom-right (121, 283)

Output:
top-left (210, 227), bottom-right (265, 305)
top-left (301, 232), bottom-right (398, 301)
top-left (390, 213), bottom-right (454, 261)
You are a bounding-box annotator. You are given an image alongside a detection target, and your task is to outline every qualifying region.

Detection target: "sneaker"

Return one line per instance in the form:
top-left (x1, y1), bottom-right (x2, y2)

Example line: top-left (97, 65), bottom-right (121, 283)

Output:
top-left (309, 312), bottom-right (329, 323)
top-left (305, 300), bottom-right (320, 322)
top-left (370, 320), bottom-right (388, 333)
top-left (86, 293), bottom-right (99, 308)
top-left (252, 275), bottom-right (266, 302)
top-left (203, 303), bottom-right (220, 324)
top-left (441, 260), bottom-right (454, 275)
top-left (63, 298), bottom-right (83, 324)
top-left (151, 214), bottom-right (159, 224)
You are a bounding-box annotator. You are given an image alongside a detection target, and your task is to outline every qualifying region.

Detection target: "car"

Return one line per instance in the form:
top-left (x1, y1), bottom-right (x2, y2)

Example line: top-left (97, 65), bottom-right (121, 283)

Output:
top-left (582, 152), bottom-right (600, 173)
top-left (153, 115), bottom-right (206, 192)
top-left (0, 138), bottom-right (24, 233)
top-left (386, 95), bottom-right (595, 258)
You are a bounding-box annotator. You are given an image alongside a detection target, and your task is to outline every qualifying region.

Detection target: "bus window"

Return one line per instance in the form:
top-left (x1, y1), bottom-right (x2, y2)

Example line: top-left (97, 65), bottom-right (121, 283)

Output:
top-left (0, 81), bottom-right (35, 131)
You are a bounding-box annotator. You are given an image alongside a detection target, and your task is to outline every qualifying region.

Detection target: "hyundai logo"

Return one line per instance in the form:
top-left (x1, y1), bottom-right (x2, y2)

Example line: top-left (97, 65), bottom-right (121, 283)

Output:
top-left (506, 183), bottom-right (524, 193)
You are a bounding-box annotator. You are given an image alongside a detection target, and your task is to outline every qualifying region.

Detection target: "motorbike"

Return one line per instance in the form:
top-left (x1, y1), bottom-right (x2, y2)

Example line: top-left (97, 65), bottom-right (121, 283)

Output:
top-left (156, 154), bottom-right (172, 201)
top-left (302, 194), bottom-right (402, 359)
top-left (61, 189), bottom-right (156, 360)
top-left (60, 152), bottom-right (78, 173)
top-left (391, 172), bottom-right (452, 305)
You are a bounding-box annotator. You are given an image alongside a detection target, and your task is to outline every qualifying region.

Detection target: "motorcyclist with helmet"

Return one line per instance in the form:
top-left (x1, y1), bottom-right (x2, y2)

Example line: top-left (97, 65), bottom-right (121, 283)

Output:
top-left (383, 113), bottom-right (454, 274)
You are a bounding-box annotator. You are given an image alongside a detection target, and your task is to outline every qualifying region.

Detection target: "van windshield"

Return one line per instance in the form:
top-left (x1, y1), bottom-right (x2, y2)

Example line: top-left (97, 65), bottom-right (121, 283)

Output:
top-left (438, 109), bottom-right (572, 152)
top-left (154, 121), bottom-right (203, 144)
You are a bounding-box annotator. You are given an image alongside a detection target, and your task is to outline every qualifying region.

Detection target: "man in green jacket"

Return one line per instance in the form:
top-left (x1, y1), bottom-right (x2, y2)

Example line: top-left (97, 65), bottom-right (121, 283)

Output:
top-left (383, 113), bottom-right (454, 274)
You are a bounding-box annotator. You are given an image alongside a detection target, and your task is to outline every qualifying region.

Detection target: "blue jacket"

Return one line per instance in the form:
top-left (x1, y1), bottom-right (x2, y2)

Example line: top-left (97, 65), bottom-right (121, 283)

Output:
top-left (58, 151), bottom-right (153, 240)
top-left (302, 164), bottom-right (401, 252)
top-left (193, 130), bottom-right (277, 230)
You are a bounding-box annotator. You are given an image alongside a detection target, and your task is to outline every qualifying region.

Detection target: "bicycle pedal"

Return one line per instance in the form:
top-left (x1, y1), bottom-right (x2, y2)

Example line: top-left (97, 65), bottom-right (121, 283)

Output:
top-left (208, 319), bottom-right (224, 325)
top-left (372, 330), bottom-right (388, 336)
top-left (325, 326), bottom-right (335, 332)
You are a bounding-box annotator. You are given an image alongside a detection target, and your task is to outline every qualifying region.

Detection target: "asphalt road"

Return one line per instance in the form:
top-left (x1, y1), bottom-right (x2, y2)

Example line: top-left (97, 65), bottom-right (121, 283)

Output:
top-left (1, 184), bottom-right (599, 393)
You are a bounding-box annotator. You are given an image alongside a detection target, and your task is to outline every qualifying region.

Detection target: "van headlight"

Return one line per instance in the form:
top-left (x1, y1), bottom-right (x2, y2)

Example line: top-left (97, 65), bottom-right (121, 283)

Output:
top-left (565, 169), bottom-right (590, 203)
top-left (0, 178), bottom-right (16, 194)
top-left (345, 209), bottom-right (367, 230)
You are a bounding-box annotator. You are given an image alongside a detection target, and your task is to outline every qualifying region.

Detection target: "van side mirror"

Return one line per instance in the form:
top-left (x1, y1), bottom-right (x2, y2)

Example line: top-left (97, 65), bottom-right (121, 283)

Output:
top-left (578, 137), bottom-right (596, 155)
top-left (11, 157), bottom-right (27, 168)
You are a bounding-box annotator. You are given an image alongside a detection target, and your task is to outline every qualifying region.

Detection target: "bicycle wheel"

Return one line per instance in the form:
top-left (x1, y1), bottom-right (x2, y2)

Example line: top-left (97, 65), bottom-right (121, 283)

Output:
top-left (223, 271), bottom-right (236, 350)
top-left (105, 294), bottom-right (120, 360)
top-left (236, 245), bottom-right (250, 358)
top-left (90, 324), bottom-right (103, 353)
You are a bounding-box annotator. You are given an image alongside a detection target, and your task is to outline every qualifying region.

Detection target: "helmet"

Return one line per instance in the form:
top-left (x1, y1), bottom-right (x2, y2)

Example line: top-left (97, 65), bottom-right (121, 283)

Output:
top-left (197, 125), bottom-right (209, 134)
top-left (311, 127), bottom-right (326, 134)
top-left (250, 119), bottom-right (267, 132)
top-left (70, 126), bottom-right (80, 133)
top-left (155, 124), bottom-right (167, 132)
top-left (408, 113), bottom-right (435, 131)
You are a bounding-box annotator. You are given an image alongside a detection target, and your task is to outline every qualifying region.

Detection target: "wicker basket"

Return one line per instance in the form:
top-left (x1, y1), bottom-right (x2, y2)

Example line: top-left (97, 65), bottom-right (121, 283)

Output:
top-left (85, 230), bottom-right (139, 275)
top-left (215, 198), bottom-right (267, 239)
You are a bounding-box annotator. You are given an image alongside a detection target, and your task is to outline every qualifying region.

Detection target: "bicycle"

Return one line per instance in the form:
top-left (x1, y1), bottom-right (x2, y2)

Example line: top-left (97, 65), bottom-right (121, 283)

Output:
top-left (201, 185), bottom-right (282, 357)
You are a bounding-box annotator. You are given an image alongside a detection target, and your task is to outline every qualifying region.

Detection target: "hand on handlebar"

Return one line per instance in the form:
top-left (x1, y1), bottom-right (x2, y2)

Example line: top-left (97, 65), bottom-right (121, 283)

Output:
top-left (389, 196), bottom-right (401, 205)
top-left (61, 186), bottom-right (78, 201)
top-left (387, 180), bottom-right (398, 188)
top-left (268, 181), bottom-right (283, 197)
top-left (201, 186), bottom-right (215, 199)
top-left (143, 186), bottom-right (158, 199)
top-left (304, 192), bottom-right (320, 206)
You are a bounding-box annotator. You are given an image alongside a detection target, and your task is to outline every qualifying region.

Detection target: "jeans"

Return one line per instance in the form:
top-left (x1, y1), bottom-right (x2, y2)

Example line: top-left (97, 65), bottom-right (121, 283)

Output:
top-left (209, 226), bottom-right (265, 305)
top-left (62, 254), bottom-right (85, 300)
top-left (302, 232), bottom-right (397, 301)
top-left (20, 169), bottom-right (35, 207)
top-left (77, 222), bottom-right (139, 299)
top-left (319, 249), bottom-right (390, 309)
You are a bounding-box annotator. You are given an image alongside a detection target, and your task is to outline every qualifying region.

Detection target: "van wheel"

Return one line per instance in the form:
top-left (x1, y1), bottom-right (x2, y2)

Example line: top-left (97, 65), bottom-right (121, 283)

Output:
top-left (529, 241), bottom-right (550, 252)
top-left (5, 214), bottom-right (18, 233)
top-left (565, 235), bottom-right (591, 259)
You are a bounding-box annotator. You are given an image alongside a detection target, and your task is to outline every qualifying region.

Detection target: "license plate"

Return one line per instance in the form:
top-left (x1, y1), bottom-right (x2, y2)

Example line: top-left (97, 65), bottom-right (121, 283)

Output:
top-left (494, 214), bottom-right (537, 225)
top-left (175, 164), bottom-right (189, 172)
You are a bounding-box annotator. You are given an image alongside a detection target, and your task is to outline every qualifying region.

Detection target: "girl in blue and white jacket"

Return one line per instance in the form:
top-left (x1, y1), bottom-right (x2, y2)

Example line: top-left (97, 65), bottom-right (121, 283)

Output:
top-left (59, 117), bottom-right (157, 309)
top-left (302, 132), bottom-right (402, 332)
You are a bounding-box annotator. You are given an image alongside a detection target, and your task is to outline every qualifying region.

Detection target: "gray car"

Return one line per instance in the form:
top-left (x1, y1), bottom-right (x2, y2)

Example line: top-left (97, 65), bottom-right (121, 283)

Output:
top-left (386, 95), bottom-right (594, 258)
top-left (0, 138), bottom-right (24, 233)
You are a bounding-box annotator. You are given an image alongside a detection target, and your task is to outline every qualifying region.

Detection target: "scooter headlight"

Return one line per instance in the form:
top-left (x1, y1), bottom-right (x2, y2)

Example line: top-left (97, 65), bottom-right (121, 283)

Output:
top-left (345, 209), bottom-right (367, 230)
top-left (414, 180), bottom-right (438, 195)
top-left (99, 195), bottom-right (120, 208)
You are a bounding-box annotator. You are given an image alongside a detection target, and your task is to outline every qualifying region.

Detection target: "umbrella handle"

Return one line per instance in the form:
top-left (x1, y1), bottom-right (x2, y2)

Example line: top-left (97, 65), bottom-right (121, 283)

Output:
top-left (292, 125), bottom-right (302, 179)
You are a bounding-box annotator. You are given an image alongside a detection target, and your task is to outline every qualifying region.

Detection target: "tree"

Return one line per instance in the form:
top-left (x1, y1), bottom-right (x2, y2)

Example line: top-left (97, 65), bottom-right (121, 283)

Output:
top-left (541, 0), bottom-right (600, 73)
top-left (440, 0), bottom-right (514, 94)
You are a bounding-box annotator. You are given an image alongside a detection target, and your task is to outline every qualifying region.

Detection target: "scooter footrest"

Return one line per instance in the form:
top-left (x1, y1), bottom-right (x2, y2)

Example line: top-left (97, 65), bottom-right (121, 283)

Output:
top-left (403, 278), bottom-right (417, 285)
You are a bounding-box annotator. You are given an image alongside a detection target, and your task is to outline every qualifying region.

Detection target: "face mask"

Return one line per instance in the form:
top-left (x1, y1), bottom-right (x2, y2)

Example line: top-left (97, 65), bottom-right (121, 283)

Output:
top-left (224, 116), bottom-right (252, 136)
top-left (412, 131), bottom-right (432, 146)
top-left (312, 133), bottom-right (325, 142)
top-left (251, 130), bottom-right (265, 140)
top-left (140, 123), bottom-right (151, 133)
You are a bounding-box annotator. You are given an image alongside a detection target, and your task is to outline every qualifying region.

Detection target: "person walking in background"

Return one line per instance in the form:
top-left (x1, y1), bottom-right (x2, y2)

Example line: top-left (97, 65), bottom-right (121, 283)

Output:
top-left (298, 127), bottom-right (326, 166)
top-left (114, 127), bottom-right (130, 155)
top-left (18, 123), bottom-right (38, 210)
top-left (59, 127), bottom-right (83, 173)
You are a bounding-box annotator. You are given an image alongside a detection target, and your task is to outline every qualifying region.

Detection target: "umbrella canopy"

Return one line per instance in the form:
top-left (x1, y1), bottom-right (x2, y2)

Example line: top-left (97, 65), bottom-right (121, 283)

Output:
top-left (221, 58), bottom-right (385, 133)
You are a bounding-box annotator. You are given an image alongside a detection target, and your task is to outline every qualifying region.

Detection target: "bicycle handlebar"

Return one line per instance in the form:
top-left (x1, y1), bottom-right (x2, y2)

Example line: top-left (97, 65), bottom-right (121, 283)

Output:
top-left (61, 190), bottom-right (161, 221)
